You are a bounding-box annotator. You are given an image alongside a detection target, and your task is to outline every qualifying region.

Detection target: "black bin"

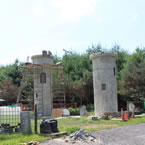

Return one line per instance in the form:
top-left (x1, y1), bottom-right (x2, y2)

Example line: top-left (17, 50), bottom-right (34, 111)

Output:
top-left (40, 120), bottom-right (52, 134)
top-left (40, 119), bottom-right (59, 134)
top-left (50, 120), bottom-right (59, 133)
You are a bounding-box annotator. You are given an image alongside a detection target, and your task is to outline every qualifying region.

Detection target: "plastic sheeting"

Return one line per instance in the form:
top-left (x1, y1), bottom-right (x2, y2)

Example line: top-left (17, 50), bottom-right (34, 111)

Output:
top-left (0, 106), bottom-right (21, 115)
top-left (62, 108), bottom-right (70, 116)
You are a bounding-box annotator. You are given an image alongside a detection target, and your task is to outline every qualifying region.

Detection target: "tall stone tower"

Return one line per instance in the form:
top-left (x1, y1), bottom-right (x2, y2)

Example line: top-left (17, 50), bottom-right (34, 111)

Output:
top-left (31, 51), bottom-right (53, 117)
top-left (90, 53), bottom-right (118, 116)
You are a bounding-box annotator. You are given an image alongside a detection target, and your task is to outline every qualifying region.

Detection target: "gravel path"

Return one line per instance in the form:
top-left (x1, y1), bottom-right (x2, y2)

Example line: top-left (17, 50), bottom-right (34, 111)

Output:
top-left (40, 123), bottom-right (145, 145)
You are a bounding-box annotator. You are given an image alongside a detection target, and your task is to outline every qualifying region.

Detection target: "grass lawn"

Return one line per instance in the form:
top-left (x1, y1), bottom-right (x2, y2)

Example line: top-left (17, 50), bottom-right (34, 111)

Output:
top-left (0, 116), bottom-right (145, 145)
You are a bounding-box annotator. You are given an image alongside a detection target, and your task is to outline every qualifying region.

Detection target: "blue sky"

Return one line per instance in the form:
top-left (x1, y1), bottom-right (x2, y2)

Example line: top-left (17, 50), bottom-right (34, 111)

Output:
top-left (0, 0), bottom-right (145, 65)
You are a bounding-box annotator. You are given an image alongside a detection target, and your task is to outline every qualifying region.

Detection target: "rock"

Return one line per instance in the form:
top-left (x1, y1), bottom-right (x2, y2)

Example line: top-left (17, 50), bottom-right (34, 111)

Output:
top-left (80, 106), bottom-right (89, 116)
top-left (65, 137), bottom-right (75, 142)
top-left (66, 129), bottom-right (96, 143)
top-left (87, 136), bottom-right (95, 142)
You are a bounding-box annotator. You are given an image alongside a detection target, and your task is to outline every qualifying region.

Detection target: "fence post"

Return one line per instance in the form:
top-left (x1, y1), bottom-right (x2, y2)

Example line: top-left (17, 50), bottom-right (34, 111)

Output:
top-left (21, 111), bottom-right (32, 133)
top-left (35, 104), bottom-right (38, 134)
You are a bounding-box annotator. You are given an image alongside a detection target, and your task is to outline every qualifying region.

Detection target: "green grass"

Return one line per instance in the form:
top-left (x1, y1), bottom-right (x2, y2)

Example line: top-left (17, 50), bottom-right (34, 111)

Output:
top-left (0, 133), bottom-right (49, 145)
top-left (57, 116), bottom-right (145, 132)
top-left (0, 116), bottom-right (145, 145)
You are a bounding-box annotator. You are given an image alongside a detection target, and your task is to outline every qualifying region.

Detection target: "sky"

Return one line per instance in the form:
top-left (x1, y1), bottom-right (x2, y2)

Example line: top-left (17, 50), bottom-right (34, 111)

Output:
top-left (0, 0), bottom-right (145, 65)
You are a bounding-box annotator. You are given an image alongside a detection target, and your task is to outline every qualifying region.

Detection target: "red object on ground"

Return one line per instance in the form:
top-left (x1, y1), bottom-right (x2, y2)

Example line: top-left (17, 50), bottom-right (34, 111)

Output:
top-left (132, 112), bottom-right (135, 118)
top-left (124, 111), bottom-right (129, 121)
top-left (121, 108), bottom-right (124, 121)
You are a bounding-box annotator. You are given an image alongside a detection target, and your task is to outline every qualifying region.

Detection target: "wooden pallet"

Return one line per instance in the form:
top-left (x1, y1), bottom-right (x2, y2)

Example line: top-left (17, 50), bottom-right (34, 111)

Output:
top-left (40, 131), bottom-right (67, 136)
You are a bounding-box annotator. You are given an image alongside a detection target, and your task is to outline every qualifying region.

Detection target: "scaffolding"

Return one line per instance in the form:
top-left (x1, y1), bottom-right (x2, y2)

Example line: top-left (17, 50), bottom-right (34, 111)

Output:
top-left (53, 65), bottom-right (65, 104)
top-left (18, 63), bottom-right (65, 106)
top-left (16, 63), bottom-right (34, 104)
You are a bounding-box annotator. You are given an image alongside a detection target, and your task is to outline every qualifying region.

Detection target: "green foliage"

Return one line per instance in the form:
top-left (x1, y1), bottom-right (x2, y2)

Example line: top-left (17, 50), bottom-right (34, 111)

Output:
top-left (62, 51), bottom-right (93, 104)
top-left (3, 60), bottom-right (22, 86)
top-left (86, 104), bottom-right (94, 112)
top-left (0, 60), bottom-right (23, 85)
top-left (21, 71), bottom-right (34, 102)
top-left (120, 47), bottom-right (145, 100)
top-left (0, 79), bottom-right (18, 103)
top-left (53, 54), bottom-right (61, 64)
top-left (134, 110), bottom-right (145, 115)
top-left (111, 45), bottom-right (129, 81)
top-left (0, 60), bottom-right (33, 103)
top-left (86, 43), bottom-right (103, 55)
top-left (62, 44), bottom-right (106, 105)
top-left (68, 108), bottom-right (80, 115)
top-left (1, 43), bottom-right (144, 105)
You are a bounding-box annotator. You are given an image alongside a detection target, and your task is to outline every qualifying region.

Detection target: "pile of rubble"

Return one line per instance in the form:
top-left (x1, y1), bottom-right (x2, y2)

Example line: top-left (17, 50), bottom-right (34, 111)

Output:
top-left (65, 129), bottom-right (97, 143)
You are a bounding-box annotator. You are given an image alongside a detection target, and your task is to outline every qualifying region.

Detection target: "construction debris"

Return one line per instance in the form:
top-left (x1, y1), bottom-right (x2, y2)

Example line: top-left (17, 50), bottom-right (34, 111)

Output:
top-left (40, 131), bottom-right (67, 136)
top-left (65, 129), bottom-right (97, 143)
top-left (20, 141), bottom-right (39, 145)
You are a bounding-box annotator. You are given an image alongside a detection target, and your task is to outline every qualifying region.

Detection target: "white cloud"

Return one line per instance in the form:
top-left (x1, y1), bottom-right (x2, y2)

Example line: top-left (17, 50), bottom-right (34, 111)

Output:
top-left (52, 0), bottom-right (98, 21)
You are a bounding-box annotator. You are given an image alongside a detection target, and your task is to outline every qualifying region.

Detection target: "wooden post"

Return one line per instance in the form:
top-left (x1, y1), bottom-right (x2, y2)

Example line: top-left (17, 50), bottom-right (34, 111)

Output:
top-left (127, 101), bottom-right (129, 119)
top-left (35, 104), bottom-right (38, 134)
top-left (16, 69), bottom-right (26, 104)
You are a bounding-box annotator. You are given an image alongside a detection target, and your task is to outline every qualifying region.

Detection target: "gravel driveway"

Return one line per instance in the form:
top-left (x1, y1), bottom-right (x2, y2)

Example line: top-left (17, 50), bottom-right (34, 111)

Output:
top-left (40, 123), bottom-right (145, 145)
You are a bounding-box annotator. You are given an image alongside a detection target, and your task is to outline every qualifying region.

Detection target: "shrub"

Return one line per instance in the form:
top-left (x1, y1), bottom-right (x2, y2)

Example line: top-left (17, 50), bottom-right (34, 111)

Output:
top-left (68, 108), bottom-right (80, 115)
top-left (86, 104), bottom-right (94, 112)
top-left (134, 110), bottom-right (145, 115)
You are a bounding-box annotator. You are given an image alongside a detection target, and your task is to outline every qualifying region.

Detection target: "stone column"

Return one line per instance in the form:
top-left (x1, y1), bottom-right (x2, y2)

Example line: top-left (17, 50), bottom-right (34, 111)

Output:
top-left (90, 53), bottom-right (118, 116)
top-left (31, 51), bottom-right (53, 117)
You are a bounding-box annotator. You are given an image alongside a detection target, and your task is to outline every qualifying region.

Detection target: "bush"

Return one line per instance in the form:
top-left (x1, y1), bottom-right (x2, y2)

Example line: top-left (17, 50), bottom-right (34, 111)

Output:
top-left (86, 104), bottom-right (94, 112)
top-left (68, 108), bottom-right (80, 115)
top-left (134, 110), bottom-right (145, 115)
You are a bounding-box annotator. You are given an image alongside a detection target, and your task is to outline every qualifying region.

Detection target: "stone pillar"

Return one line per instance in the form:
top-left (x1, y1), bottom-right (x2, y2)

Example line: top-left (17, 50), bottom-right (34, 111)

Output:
top-left (31, 51), bottom-right (53, 117)
top-left (21, 112), bottom-right (31, 133)
top-left (90, 53), bottom-right (118, 116)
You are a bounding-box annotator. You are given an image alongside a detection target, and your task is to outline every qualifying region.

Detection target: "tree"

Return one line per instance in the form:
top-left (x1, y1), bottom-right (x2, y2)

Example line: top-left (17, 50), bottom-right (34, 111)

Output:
top-left (61, 51), bottom-right (93, 105)
top-left (120, 48), bottom-right (145, 101)
top-left (61, 44), bottom-right (105, 105)
top-left (20, 71), bottom-right (34, 102)
top-left (86, 43), bottom-right (103, 55)
top-left (111, 45), bottom-right (129, 87)
top-left (0, 60), bottom-right (33, 103)
top-left (0, 60), bottom-right (23, 86)
top-left (0, 80), bottom-right (18, 103)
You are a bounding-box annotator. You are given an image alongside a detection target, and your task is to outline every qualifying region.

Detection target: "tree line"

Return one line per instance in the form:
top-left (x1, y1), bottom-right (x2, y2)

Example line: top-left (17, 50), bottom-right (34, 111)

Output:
top-left (0, 44), bottom-right (145, 106)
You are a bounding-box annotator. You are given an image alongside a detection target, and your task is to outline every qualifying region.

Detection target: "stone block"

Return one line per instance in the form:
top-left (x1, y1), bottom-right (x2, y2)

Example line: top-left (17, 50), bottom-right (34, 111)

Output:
top-left (20, 112), bottom-right (32, 133)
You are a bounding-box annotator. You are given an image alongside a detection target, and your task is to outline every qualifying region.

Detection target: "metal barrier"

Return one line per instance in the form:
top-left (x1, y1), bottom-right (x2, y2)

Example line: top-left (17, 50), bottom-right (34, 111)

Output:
top-left (0, 105), bottom-right (21, 133)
